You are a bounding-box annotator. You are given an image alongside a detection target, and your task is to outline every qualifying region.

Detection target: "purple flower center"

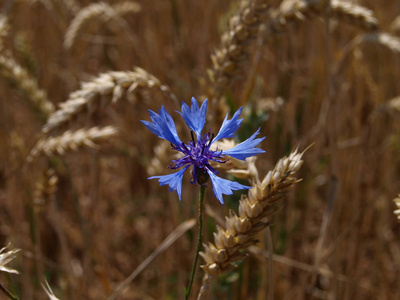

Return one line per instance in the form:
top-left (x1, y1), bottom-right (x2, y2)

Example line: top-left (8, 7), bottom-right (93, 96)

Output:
top-left (169, 131), bottom-right (227, 185)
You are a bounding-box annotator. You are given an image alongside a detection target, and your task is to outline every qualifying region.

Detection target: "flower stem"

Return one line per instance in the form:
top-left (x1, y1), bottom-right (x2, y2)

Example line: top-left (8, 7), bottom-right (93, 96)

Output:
top-left (185, 185), bottom-right (205, 300)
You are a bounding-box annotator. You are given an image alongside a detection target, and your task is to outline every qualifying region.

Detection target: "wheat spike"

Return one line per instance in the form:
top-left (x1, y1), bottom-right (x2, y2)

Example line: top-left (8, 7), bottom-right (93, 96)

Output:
top-left (0, 52), bottom-right (54, 116)
top-left (268, 0), bottom-right (378, 34)
top-left (42, 68), bottom-right (177, 133)
top-left (394, 195), bottom-right (400, 221)
top-left (209, 0), bottom-right (269, 99)
top-left (33, 169), bottom-right (58, 206)
top-left (28, 126), bottom-right (118, 161)
top-left (64, 1), bottom-right (141, 50)
top-left (197, 148), bottom-right (304, 299)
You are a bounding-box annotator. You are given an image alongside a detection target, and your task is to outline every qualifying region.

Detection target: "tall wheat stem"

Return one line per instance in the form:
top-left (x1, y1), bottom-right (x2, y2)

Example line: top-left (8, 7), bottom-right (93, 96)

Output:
top-left (185, 186), bottom-right (205, 300)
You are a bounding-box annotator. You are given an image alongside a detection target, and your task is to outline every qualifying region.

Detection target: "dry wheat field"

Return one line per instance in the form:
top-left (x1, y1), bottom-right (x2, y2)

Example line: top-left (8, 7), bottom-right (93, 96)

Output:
top-left (0, 0), bottom-right (399, 299)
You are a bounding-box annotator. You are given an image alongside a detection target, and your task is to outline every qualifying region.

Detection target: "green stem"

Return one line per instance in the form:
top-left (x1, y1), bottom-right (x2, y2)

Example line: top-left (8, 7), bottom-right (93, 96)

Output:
top-left (185, 185), bottom-right (205, 300)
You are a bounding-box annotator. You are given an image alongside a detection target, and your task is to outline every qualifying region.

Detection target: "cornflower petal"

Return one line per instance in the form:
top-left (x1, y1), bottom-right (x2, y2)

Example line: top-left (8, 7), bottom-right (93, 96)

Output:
top-left (206, 169), bottom-right (251, 204)
top-left (141, 106), bottom-right (182, 146)
top-left (179, 97), bottom-right (208, 138)
top-left (149, 165), bottom-right (189, 201)
top-left (214, 107), bottom-right (243, 142)
top-left (223, 128), bottom-right (266, 160)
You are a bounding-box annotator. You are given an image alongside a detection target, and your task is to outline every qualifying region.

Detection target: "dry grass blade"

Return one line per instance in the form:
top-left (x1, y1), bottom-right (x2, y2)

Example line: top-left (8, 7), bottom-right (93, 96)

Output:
top-left (64, 1), bottom-right (141, 50)
top-left (197, 148), bottom-right (304, 299)
top-left (28, 126), bottom-right (118, 161)
top-left (394, 195), bottom-right (400, 221)
top-left (42, 68), bottom-right (178, 133)
top-left (0, 52), bottom-right (54, 117)
top-left (108, 219), bottom-right (196, 300)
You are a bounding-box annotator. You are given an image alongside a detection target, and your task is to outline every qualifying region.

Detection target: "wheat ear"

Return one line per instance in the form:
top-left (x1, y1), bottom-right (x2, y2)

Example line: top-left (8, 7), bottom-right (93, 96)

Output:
top-left (64, 1), bottom-right (141, 50)
top-left (267, 0), bottom-right (378, 34)
top-left (394, 195), bottom-right (400, 221)
top-left (33, 169), bottom-right (58, 206)
top-left (208, 0), bottom-right (269, 99)
top-left (28, 126), bottom-right (118, 161)
top-left (197, 148), bottom-right (304, 300)
top-left (0, 52), bottom-right (54, 117)
top-left (42, 68), bottom-right (177, 133)
top-left (63, 0), bottom-right (81, 15)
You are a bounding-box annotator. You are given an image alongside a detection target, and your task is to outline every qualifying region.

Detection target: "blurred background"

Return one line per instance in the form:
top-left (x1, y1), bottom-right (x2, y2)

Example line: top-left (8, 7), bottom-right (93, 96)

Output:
top-left (0, 0), bottom-right (399, 299)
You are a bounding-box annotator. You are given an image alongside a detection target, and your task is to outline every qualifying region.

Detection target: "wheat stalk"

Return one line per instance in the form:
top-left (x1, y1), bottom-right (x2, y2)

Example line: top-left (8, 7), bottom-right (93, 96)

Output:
top-left (28, 126), bottom-right (118, 161)
top-left (0, 52), bottom-right (54, 117)
top-left (394, 195), bottom-right (400, 221)
top-left (64, 1), bottom-right (141, 50)
top-left (197, 148), bottom-right (304, 299)
top-left (42, 68), bottom-right (178, 133)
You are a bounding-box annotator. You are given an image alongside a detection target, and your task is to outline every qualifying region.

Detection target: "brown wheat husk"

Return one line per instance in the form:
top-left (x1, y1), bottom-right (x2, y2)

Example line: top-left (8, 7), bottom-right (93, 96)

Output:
top-left (64, 1), bottom-right (141, 50)
top-left (28, 126), bottom-right (118, 161)
top-left (42, 68), bottom-right (178, 133)
top-left (197, 148), bottom-right (304, 299)
top-left (0, 52), bottom-right (54, 117)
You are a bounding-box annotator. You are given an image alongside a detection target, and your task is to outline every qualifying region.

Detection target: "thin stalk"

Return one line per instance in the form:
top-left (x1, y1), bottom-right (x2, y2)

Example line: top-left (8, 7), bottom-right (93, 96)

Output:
top-left (0, 282), bottom-right (19, 300)
top-left (185, 185), bottom-right (205, 300)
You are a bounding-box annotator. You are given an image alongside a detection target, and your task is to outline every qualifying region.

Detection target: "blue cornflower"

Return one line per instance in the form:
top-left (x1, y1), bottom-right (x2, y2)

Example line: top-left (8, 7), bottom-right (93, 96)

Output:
top-left (141, 97), bottom-right (265, 204)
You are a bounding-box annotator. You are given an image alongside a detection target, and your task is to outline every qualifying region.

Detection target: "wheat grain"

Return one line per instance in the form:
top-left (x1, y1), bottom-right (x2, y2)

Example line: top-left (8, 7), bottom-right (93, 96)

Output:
top-left (197, 148), bottom-right (304, 299)
top-left (64, 1), bottom-right (141, 50)
top-left (42, 68), bottom-right (177, 133)
top-left (394, 195), bottom-right (400, 221)
top-left (0, 52), bottom-right (54, 116)
top-left (28, 126), bottom-right (118, 161)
